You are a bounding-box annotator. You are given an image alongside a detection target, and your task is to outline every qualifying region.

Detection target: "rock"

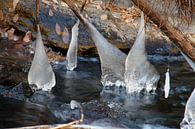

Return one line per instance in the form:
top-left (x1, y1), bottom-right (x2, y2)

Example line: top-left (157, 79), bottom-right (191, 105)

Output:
top-left (0, 97), bottom-right (57, 128)
top-left (0, 0), bottom-right (176, 57)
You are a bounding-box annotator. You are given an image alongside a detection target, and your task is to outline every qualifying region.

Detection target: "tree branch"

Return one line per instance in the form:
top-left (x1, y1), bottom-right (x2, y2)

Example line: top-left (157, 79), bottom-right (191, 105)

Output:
top-left (131, 0), bottom-right (195, 61)
top-left (36, 0), bottom-right (40, 25)
top-left (61, 0), bottom-right (84, 22)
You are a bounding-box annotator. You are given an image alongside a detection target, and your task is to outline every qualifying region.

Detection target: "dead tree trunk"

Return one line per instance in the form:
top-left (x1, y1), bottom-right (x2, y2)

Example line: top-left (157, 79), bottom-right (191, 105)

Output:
top-left (131, 0), bottom-right (195, 61)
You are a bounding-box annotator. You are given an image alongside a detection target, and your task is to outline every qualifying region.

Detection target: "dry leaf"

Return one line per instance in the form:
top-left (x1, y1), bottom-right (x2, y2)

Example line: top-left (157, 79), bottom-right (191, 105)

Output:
top-left (0, 10), bottom-right (4, 21)
top-left (49, 9), bottom-right (54, 16)
top-left (55, 23), bottom-right (61, 35)
top-left (23, 31), bottom-right (32, 43)
top-left (0, 28), bottom-right (9, 38)
top-left (52, 0), bottom-right (59, 4)
top-left (62, 26), bottom-right (69, 43)
top-left (13, 14), bottom-right (19, 22)
top-left (13, 0), bottom-right (20, 10)
top-left (13, 35), bottom-right (20, 41)
top-left (100, 14), bottom-right (108, 20)
top-left (61, 1), bottom-right (68, 7)
top-left (7, 28), bottom-right (15, 40)
top-left (53, 4), bottom-right (58, 11)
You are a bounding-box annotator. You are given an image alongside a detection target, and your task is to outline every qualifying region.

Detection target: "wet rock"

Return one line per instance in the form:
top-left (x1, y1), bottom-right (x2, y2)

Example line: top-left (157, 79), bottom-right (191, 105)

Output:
top-left (0, 57), bottom-right (29, 87)
top-left (0, 0), bottom-right (176, 56)
top-left (0, 97), bottom-right (57, 128)
top-left (0, 83), bottom-right (26, 101)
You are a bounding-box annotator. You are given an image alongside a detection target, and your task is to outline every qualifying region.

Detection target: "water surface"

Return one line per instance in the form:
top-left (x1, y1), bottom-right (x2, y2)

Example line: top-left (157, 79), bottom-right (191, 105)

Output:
top-left (0, 56), bottom-right (194, 128)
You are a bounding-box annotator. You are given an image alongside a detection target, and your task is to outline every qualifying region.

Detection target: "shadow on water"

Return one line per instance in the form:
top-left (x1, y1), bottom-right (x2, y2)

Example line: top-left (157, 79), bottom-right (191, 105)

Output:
top-left (0, 56), bottom-right (194, 128)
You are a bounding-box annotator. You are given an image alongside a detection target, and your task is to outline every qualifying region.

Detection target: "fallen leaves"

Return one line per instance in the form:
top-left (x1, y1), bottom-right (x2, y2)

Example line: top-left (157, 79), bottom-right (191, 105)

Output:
top-left (55, 23), bottom-right (61, 35)
top-left (7, 28), bottom-right (15, 40)
top-left (23, 31), bottom-right (32, 43)
top-left (55, 23), bottom-right (70, 43)
top-left (12, 0), bottom-right (20, 11)
top-left (13, 14), bottom-right (19, 22)
top-left (62, 26), bottom-right (69, 43)
top-left (103, 4), bottom-right (140, 23)
top-left (100, 14), bottom-right (108, 20)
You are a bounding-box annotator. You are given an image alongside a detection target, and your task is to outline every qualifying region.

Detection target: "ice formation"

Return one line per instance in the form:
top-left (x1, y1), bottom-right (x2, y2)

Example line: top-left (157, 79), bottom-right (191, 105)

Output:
top-left (124, 12), bottom-right (160, 93)
top-left (81, 15), bottom-right (127, 86)
top-left (180, 51), bottom-right (195, 71)
top-left (66, 20), bottom-right (80, 71)
top-left (70, 100), bottom-right (81, 109)
top-left (28, 25), bottom-right (56, 91)
top-left (164, 68), bottom-right (170, 98)
top-left (180, 89), bottom-right (195, 129)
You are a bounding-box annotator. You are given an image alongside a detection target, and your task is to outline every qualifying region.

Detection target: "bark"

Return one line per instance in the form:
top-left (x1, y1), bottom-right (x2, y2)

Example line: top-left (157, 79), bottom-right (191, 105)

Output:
top-left (131, 0), bottom-right (195, 61)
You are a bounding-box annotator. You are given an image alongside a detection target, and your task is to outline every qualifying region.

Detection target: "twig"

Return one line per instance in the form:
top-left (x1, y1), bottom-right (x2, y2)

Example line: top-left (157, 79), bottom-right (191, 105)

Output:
top-left (80, 0), bottom-right (88, 12)
top-left (51, 107), bottom-right (84, 129)
top-left (13, 103), bottom-right (84, 129)
top-left (61, 0), bottom-right (84, 22)
top-left (36, 0), bottom-right (40, 25)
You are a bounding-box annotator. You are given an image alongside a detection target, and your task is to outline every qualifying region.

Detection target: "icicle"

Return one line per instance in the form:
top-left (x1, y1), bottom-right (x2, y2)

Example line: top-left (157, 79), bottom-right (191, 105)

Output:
top-left (28, 25), bottom-right (56, 91)
top-left (164, 68), bottom-right (170, 98)
top-left (81, 15), bottom-right (127, 86)
top-left (124, 12), bottom-right (160, 93)
top-left (180, 89), bottom-right (195, 129)
top-left (66, 20), bottom-right (80, 71)
top-left (180, 51), bottom-right (195, 71)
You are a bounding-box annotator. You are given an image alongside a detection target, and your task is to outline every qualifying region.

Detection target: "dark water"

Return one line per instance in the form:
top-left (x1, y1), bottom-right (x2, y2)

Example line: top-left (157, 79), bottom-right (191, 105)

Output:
top-left (0, 56), bottom-right (194, 128)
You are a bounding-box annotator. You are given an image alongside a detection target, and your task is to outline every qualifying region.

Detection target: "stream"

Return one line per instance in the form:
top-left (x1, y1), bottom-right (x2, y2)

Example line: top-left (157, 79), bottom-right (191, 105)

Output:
top-left (0, 56), bottom-right (194, 129)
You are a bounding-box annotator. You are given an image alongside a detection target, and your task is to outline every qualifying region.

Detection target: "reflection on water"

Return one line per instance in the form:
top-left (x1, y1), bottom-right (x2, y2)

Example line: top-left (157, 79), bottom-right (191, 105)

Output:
top-left (0, 56), bottom-right (194, 128)
top-left (52, 57), bottom-right (102, 102)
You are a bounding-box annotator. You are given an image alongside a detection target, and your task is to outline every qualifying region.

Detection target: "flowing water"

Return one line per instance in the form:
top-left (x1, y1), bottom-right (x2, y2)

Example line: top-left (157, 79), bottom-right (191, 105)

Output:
top-left (0, 56), bottom-right (194, 128)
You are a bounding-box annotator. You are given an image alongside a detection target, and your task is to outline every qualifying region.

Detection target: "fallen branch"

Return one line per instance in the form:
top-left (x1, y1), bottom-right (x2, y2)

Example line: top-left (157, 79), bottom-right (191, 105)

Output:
top-left (36, 0), bottom-right (40, 25)
top-left (131, 0), bottom-right (195, 61)
top-left (13, 103), bottom-right (84, 129)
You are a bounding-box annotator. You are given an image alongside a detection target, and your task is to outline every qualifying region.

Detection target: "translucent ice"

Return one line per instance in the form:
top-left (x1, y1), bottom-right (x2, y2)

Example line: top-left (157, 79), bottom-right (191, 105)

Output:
top-left (28, 25), bottom-right (56, 91)
top-left (164, 68), bottom-right (170, 98)
top-left (66, 20), bottom-right (80, 71)
top-left (70, 100), bottom-right (81, 109)
top-left (124, 12), bottom-right (160, 93)
top-left (81, 15), bottom-right (127, 86)
top-left (180, 51), bottom-right (195, 71)
top-left (180, 89), bottom-right (195, 129)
